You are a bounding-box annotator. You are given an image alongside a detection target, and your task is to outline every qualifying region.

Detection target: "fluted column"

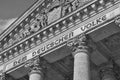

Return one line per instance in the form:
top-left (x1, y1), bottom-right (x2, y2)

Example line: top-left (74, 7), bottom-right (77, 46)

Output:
top-left (99, 64), bottom-right (118, 80)
top-left (27, 57), bottom-right (44, 80)
top-left (67, 35), bottom-right (91, 80)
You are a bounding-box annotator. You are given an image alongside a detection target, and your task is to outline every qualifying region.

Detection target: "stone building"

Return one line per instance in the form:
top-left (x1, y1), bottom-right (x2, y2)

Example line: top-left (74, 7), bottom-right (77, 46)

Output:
top-left (0, 0), bottom-right (120, 80)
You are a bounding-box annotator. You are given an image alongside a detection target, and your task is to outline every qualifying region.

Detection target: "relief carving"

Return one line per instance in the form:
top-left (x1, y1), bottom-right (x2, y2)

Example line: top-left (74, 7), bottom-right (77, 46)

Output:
top-left (62, 0), bottom-right (91, 16)
top-left (30, 11), bottom-right (48, 32)
top-left (62, 3), bottom-right (72, 16)
top-left (3, 43), bottom-right (8, 49)
top-left (47, 0), bottom-right (62, 24)
top-left (8, 39), bottom-right (14, 47)
top-left (25, 56), bottom-right (46, 71)
top-left (47, 6), bottom-right (61, 24)
top-left (19, 28), bottom-right (25, 38)
top-left (30, 20), bottom-right (40, 32)
top-left (49, 0), bottom-right (60, 10)
top-left (1, 0), bottom-right (92, 52)
top-left (72, 0), bottom-right (80, 11)
top-left (23, 29), bottom-right (31, 36)
top-left (39, 13), bottom-right (48, 28)
top-left (14, 33), bottom-right (22, 42)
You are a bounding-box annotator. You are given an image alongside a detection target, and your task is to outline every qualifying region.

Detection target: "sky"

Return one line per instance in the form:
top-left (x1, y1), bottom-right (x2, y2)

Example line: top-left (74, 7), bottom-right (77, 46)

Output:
top-left (0, 0), bottom-right (37, 33)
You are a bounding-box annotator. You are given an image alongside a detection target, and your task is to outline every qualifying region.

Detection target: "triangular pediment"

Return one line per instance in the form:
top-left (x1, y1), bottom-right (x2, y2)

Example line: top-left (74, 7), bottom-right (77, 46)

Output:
top-left (0, 0), bottom-right (92, 53)
top-left (0, 0), bottom-right (119, 74)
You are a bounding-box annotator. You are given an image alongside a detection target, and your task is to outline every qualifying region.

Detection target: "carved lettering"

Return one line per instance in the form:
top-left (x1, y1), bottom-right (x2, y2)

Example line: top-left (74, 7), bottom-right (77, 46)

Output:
top-left (13, 56), bottom-right (27, 66)
top-left (80, 15), bottom-right (107, 31)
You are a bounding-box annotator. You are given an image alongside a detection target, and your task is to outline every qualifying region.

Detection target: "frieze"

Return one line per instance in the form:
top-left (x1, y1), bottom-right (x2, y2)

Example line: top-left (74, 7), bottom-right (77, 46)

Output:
top-left (0, 0), bottom-right (92, 52)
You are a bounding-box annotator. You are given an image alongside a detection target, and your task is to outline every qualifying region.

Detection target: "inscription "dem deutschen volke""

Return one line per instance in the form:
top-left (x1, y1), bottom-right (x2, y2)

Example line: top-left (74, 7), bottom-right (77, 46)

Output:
top-left (13, 32), bottom-right (74, 67)
top-left (5, 6), bottom-right (120, 72)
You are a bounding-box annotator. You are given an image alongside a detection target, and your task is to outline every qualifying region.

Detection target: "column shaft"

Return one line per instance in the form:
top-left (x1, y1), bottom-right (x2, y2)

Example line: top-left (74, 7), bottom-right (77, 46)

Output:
top-left (29, 69), bottom-right (44, 80)
top-left (73, 50), bottom-right (90, 80)
top-left (69, 35), bottom-right (91, 80)
top-left (100, 65), bottom-right (118, 80)
top-left (102, 74), bottom-right (117, 80)
top-left (28, 57), bottom-right (44, 80)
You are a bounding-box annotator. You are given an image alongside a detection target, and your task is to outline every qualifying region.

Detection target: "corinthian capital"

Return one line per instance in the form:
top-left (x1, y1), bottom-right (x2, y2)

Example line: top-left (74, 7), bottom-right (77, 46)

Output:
top-left (67, 34), bottom-right (92, 54)
top-left (25, 56), bottom-right (46, 76)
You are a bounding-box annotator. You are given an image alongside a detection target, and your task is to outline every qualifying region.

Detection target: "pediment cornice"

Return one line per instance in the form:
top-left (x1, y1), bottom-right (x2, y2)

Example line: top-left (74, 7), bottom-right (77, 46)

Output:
top-left (0, 0), bottom-right (94, 53)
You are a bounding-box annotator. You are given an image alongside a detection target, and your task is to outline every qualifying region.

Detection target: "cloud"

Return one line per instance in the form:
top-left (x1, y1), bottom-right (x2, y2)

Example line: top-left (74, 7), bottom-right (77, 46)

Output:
top-left (0, 18), bottom-right (17, 34)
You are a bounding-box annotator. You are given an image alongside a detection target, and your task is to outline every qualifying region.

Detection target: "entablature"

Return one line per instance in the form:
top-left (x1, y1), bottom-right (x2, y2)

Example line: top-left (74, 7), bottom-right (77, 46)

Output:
top-left (0, 0), bottom-right (119, 75)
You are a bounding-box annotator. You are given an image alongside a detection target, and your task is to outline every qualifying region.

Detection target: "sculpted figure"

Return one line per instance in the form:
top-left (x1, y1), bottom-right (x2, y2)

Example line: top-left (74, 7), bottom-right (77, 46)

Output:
top-left (72, 0), bottom-right (79, 10)
top-left (23, 28), bottom-right (30, 37)
top-left (37, 13), bottom-right (47, 28)
top-left (62, 3), bottom-right (72, 16)
top-left (39, 9), bottom-right (48, 28)
top-left (30, 20), bottom-right (40, 32)
top-left (19, 27), bottom-right (30, 38)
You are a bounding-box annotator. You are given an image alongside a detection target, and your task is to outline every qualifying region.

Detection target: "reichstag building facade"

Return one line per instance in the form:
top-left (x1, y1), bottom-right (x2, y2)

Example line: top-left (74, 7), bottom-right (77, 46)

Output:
top-left (0, 0), bottom-right (120, 80)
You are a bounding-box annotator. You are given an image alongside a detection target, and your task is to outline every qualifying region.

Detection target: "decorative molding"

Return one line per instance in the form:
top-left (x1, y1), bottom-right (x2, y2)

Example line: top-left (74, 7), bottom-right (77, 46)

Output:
top-left (25, 56), bottom-right (47, 76)
top-left (25, 56), bottom-right (42, 68)
top-left (67, 34), bottom-right (92, 55)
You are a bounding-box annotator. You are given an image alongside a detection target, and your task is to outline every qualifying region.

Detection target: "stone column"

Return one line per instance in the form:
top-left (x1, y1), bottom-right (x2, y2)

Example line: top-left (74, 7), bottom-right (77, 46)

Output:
top-left (28, 57), bottom-right (44, 80)
top-left (99, 64), bottom-right (118, 80)
top-left (67, 35), bottom-right (91, 80)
